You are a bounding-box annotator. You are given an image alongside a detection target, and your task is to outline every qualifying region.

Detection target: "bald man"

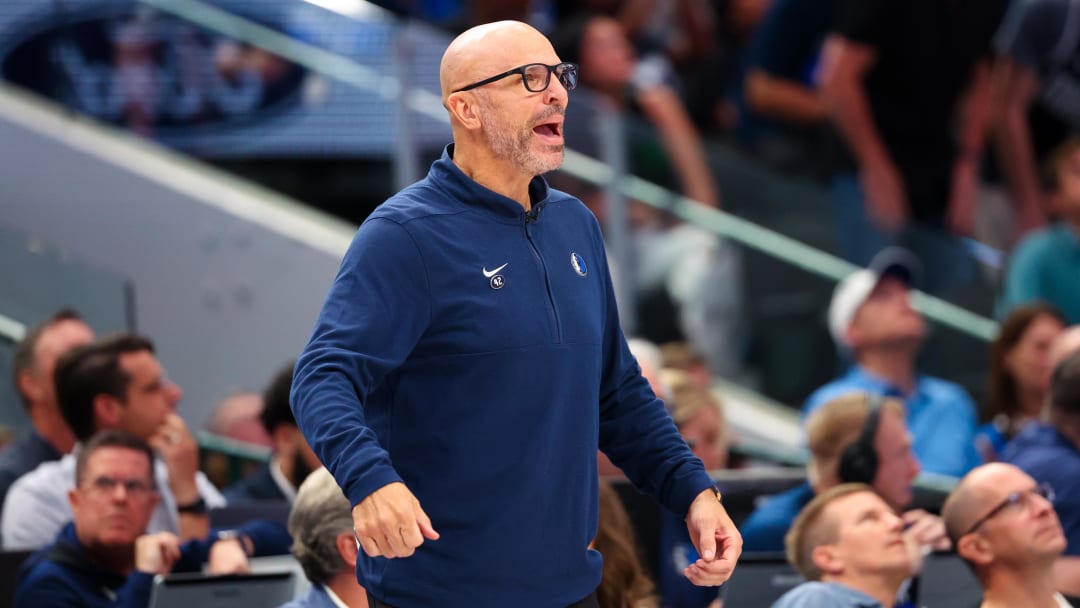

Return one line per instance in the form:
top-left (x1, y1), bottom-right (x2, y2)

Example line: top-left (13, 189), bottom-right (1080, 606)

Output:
top-left (1002, 349), bottom-right (1080, 596)
top-left (942, 463), bottom-right (1070, 607)
top-left (291, 20), bottom-right (741, 608)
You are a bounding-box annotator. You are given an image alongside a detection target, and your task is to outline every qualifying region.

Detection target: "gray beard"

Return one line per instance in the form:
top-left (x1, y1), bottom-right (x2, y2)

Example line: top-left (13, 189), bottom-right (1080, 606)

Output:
top-left (486, 124), bottom-right (564, 176)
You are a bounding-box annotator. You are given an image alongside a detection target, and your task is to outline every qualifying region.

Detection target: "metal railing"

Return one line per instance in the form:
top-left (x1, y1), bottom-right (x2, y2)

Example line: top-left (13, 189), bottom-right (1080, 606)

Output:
top-left (136, 0), bottom-right (998, 342)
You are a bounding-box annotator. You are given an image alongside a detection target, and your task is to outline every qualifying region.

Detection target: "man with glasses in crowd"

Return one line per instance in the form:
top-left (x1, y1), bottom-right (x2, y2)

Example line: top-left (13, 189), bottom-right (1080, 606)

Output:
top-left (942, 463), bottom-right (1071, 607)
top-left (14, 430), bottom-right (288, 607)
top-left (291, 19), bottom-right (741, 608)
top-left (1003, 348), bottom-right (1080, 594)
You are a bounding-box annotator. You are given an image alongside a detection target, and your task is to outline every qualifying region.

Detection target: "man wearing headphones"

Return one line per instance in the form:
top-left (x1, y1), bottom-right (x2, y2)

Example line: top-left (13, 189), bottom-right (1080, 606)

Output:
top-left (741, 392), bottom-right (950, 561)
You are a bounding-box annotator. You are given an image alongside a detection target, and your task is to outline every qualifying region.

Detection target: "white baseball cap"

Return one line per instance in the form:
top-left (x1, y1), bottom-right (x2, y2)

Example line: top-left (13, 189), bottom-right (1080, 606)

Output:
top-left (828, 247), bottom-right (921, 347)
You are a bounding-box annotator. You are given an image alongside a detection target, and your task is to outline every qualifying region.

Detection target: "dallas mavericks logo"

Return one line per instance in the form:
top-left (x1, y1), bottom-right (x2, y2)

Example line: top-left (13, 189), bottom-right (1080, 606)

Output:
top-left (570, 252), bottom-right (588, 277)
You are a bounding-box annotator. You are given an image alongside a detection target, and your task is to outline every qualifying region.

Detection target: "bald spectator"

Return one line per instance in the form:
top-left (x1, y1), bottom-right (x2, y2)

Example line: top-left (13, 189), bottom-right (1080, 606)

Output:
top-left (204, 391), bottom-right (272, 448)
top-left (1, 310), bottom-right (94, 510)
top-left (278, 467), bottom-right (368, 608)
top-left (942, 462), bottom-right (1069, 607)
top-left (743, 392), bottom-right (947, 563)
top-left (1002, 348), bottom-right (1080, 594)
top-left (772, 484), bottom-right (911, 607)
top-left (804, 247), bottom-right (980, 477)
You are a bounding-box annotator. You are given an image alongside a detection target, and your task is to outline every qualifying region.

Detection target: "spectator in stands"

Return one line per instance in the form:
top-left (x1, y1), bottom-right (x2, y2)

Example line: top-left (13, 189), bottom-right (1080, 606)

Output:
top-left (976, 303), bottom-right (1065, 462)
top-left (661, 385), bottom-right (729, 607)
top-left (660, 341), bottom-right (714, 392)
top-left (1002, 348), bottom-right (1080, 595)
top-left (594, 479), bottom-right (660, 608)
top-left (204, 391), bottom-right (272, 447)
top-left (743, 393), bottom-right (948, 560)
top-left (738, 0), bottom-right (834, 174)
top-left (942, 462), bottom-right (1069, 608)
top-left (994, 0), bottom-right (1080, 238)
top-left (772, 484), bottom-right (911, 607)
top-left (2, 333), bottom-right (225, 550)
top-left (1000, 138), bottom-right (1080, 324)
top-left (279, 467), bottom-right (368, 608)
top-left (13, 430), bottom-right (287, 608)
top-left (804, 247), bottom-right (981, 477)
top-left (551, 13), bottom-right (745, 379)
top-left (818, 0), bottom-right (1000, 293)
top-left (1, 309), bottom-right (94, 510)
top-left (224, 362), bottom-right (321, 502)
top-left (201, 391), bottom-right (271, 490)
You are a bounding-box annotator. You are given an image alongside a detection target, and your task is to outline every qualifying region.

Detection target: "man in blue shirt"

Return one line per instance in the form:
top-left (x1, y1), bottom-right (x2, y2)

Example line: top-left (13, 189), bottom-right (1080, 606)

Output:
top-left (1, 309), bottom-right (94, 512)
top-left (291, 20), bottom-right (741, 608)
top-left (1002, 348), bottom-right (1080, 596)
top-left (772, 484), bottom-right (912, 607)
top-left (14, 430), bottom-right (288, 608)
top-left (804, 247), bottom-right (980, 477)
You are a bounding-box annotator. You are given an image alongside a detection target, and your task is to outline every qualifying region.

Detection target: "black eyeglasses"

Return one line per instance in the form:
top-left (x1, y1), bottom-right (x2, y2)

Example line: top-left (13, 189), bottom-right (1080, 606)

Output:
top-left (453, 62), bottom-right (578, 94)
top-left (962, 482), bottom-right (1055, 537)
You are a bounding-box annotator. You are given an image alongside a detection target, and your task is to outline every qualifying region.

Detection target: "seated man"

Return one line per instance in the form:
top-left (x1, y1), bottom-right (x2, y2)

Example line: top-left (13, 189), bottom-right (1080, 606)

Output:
top-left (279, 467), bottom-right (367, 608)
top-left (805, 247), bottom-right (980, 476)
top-left (225, 361), bottom-right (321, 502)
top-left (742, 393), bottom-right (947, 558)
top-left (2, 333), bottom-right (225, 549)
top-left (772, 484), bottom-right (912, 607)
top-left (942, 462), bottom-right (1069, 608)
top-left (14, 430), bottom-right (288, 607)
top-left (0, 309), bottom-right (94, 509)
top-left (1002, 348), bottom-right (1080, 595)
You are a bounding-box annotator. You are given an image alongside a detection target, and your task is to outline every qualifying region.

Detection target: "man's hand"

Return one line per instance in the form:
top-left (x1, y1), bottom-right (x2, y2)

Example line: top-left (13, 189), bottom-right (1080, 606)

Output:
top-left (208, 537), bottom-right (252, 575)
top-left (860, 159), bottom-right (909, 234)
top-left (149, 413), bottom-right (200, 503)
top-left (135, 532), bottom-right (182, 575)
top-left (901, 509), bottom-right (950, 575)
top-left (683, 488), bottom-right (742, 586)
top-left (352, 482), bottom-right (439, 559)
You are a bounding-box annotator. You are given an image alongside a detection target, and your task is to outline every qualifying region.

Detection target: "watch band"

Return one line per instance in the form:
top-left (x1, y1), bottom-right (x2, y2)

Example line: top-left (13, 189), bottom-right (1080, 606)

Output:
top-left (176, 497), bottom-right (207, 514)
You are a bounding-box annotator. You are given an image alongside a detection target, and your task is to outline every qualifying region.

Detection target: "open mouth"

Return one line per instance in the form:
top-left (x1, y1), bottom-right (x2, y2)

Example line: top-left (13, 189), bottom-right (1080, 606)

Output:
top-left (533, 118), bottom-right (563, 144)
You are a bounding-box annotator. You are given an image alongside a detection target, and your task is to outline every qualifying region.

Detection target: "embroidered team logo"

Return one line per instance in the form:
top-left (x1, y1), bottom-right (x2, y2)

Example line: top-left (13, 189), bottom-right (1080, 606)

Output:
top-left (570, 252), bottom-right (588, 277)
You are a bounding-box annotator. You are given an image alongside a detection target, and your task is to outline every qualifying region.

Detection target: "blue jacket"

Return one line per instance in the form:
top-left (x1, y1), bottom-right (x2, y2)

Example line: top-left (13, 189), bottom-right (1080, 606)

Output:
top-left (223, 462), bottom-right (288, 502)
top-left (292, 145), bottom-right (713, 607)
top-left (14, 520), bottom-right (292, 607)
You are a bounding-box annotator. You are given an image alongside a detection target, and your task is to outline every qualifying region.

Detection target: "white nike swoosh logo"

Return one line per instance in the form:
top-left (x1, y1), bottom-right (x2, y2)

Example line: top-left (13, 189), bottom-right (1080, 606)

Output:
top-left (482, 263), bottom-right (509, 278)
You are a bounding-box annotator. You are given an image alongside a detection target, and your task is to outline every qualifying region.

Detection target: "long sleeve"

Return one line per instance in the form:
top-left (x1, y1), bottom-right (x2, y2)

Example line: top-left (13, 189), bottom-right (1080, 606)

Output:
top-left (291, 218), bottom-right (432, 507)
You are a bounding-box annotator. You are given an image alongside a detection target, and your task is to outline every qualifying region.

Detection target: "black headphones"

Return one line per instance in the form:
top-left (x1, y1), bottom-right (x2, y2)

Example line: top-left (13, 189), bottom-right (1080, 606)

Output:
top-left (838, 393), bottom-right (884, 484)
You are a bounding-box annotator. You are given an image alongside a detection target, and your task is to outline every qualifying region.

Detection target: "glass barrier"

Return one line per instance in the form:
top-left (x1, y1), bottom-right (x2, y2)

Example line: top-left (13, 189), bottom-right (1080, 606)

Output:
top-left (0, 0), bottom-right (1001, 412)
top-left (0, 225), bottom-right (134, 432)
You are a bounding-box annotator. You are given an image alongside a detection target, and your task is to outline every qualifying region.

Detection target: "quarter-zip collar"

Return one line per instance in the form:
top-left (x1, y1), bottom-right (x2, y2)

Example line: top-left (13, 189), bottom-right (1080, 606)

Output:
top-left (430, 144), bottom-right (552, 223)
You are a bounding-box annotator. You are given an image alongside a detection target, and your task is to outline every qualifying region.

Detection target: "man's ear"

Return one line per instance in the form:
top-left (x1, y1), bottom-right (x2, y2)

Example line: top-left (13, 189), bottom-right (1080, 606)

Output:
top-left (336, 531), bottom-right (359, 568)
top-left (68, 486), bottom-right (80, 512)
top-left (16, 371), bottom-right (43, 407)
top-left (445, 91), bottom-right (483, 131)
top-left (956, 534), bottom-right (994, 567)
top-left (812, 544), bottom-right (843, 577)
top-left (93, 393), bottom-right (122, 430)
